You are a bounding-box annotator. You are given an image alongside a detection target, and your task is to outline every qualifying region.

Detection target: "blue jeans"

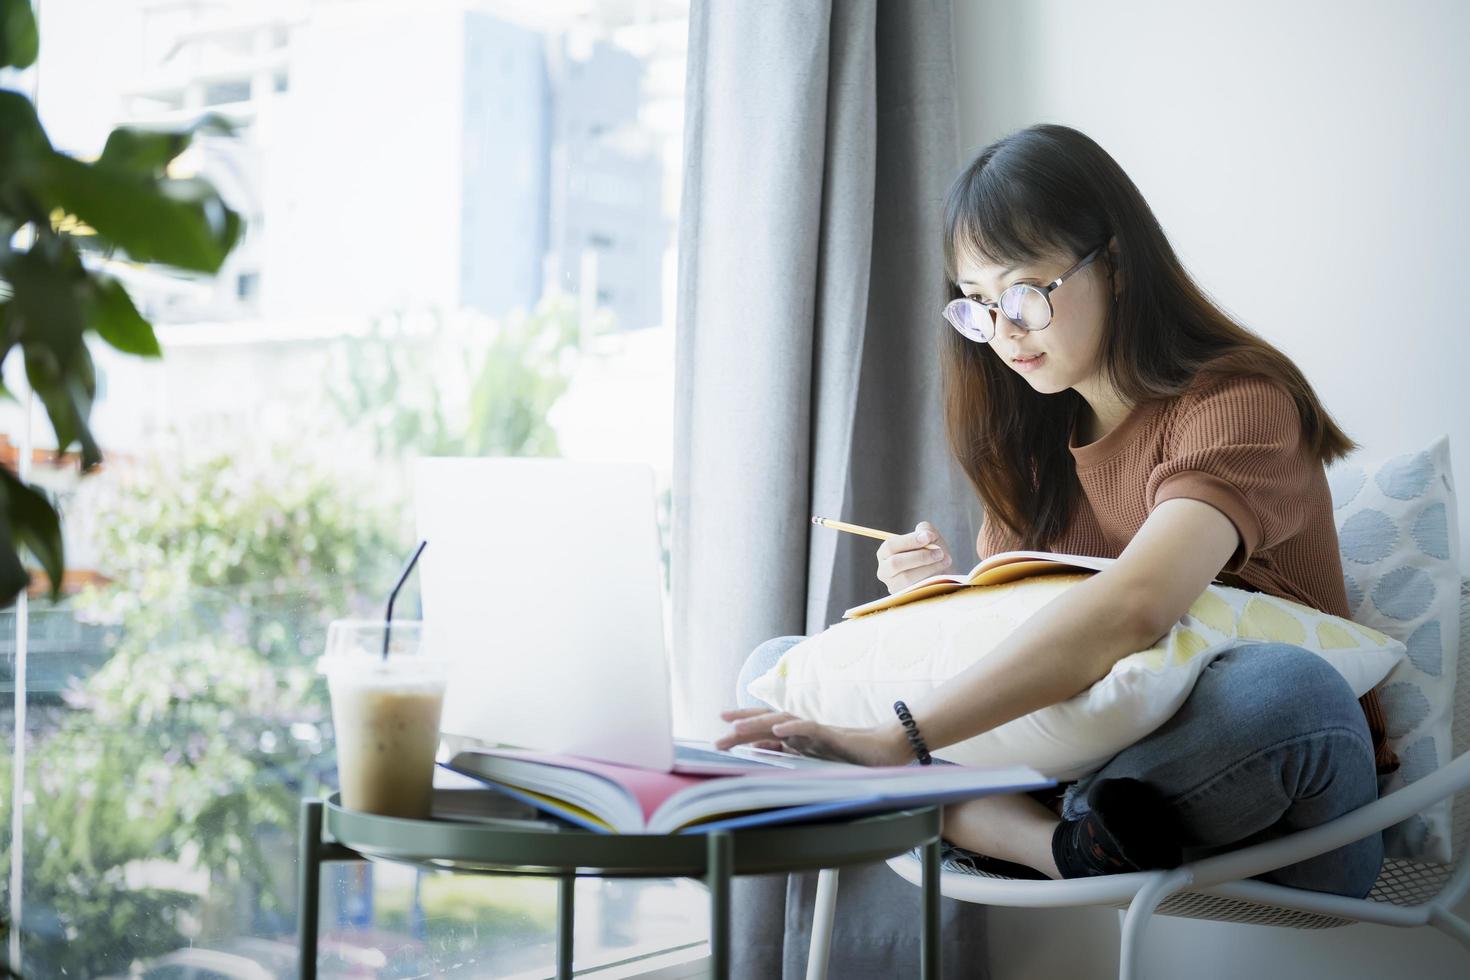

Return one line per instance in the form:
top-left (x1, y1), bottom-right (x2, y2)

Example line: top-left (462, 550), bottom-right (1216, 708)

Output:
top-left (736, 636), bottom-right (1383, 898)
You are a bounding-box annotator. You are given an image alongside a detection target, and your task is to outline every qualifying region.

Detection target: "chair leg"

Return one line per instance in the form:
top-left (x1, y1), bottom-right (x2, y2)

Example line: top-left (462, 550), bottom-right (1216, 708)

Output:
top-left (1428, 906), bottom-right (1470, 953)
top-left (805, 869), bottom-right (840, 980)
top-left (1118, 869), bottom-right (1193, 980)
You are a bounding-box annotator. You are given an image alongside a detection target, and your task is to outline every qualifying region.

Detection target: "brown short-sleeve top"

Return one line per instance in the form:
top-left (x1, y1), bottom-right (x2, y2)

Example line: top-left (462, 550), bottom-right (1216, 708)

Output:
top-left (977, 374), bottom-right (1395, 774)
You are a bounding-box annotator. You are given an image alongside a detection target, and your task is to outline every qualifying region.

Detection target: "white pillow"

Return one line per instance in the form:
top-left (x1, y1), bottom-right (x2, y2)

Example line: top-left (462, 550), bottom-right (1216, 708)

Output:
top-left (749, 574), bottom-right (1405, 781)
top-left (1328, 435), bottom-right (1461, 862)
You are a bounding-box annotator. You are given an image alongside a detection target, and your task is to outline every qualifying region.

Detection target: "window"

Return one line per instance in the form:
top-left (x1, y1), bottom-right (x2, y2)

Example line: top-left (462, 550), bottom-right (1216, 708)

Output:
top-left (3, 1), bottom-right (694, 977)
top-left (201, 78), bottom-right (252, 106)
top-left (235, 271), bottom-right (259, 301)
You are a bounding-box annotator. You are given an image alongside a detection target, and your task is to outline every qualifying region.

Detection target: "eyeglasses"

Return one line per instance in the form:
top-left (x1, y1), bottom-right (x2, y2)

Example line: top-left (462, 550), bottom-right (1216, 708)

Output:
top-left (943, 245), bottom-right (1104, 343)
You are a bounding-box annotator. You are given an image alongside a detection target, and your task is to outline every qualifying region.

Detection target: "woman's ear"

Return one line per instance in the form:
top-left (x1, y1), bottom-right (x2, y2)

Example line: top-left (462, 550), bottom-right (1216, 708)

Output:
top-left (1106, 235), bottom-right (1123, 301)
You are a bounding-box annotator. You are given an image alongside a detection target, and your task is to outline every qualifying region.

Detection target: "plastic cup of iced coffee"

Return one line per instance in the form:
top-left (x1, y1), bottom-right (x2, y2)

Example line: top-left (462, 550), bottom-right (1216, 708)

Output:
top-left (319, 620), bottom-right (447, 820)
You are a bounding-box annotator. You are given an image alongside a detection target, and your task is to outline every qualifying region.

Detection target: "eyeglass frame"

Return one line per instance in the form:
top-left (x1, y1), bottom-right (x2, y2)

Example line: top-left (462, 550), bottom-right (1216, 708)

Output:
top-left (943, 244), bottom-right (1106, 343)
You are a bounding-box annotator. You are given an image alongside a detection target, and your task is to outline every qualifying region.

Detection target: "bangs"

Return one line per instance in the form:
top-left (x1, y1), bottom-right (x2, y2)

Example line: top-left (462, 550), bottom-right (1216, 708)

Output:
top-left (942, 146), bottom-right (1092, 285)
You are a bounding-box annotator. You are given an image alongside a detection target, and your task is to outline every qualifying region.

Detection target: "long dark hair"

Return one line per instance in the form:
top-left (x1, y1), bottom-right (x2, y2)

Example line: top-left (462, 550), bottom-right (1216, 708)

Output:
top-left (941, 123), bottom-right (1356, 551)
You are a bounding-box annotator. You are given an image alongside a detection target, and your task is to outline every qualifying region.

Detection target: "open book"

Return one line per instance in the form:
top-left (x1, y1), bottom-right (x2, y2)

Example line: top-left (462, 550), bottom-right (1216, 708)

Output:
top-left (844, 550), bottom-right (1117, 619)
top-left (446, 749), bottom-right (1051, 835)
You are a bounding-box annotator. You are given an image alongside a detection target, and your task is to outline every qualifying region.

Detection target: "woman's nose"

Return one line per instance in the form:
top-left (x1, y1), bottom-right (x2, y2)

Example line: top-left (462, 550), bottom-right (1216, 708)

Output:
top-left (997, 310), bottom-right (1029, 340)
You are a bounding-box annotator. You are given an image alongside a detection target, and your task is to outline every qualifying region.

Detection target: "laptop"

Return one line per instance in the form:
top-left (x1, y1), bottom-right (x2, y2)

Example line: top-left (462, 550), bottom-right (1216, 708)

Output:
top-left (415, 457), bottom-right (835, 775)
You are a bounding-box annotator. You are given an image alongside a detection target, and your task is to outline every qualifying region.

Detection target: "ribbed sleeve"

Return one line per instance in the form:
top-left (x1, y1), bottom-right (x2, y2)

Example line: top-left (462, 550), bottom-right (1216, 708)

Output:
top-left (1148, 377), bottom-right (1314, 573)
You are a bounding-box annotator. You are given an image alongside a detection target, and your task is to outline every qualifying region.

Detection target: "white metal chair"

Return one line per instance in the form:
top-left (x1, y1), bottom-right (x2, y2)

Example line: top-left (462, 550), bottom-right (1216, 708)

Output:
top-left (806, 578), bottom-right (1470, 980)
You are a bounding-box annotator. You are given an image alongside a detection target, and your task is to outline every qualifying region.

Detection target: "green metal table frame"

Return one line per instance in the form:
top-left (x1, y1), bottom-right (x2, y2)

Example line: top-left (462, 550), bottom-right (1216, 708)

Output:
top-left (297, 795), bottom-right (944, 979)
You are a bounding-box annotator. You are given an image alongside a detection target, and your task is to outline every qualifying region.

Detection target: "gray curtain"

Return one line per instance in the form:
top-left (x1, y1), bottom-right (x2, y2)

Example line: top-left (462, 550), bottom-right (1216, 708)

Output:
top-left (672, 1), bottom-right (987, 976)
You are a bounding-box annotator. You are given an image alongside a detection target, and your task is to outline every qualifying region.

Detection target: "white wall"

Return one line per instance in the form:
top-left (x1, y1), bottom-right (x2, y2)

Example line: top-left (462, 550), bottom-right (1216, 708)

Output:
top-left (951, 1), bottom-right (1470, 976)
top-left (953, 0), bottom-right (1470, 566)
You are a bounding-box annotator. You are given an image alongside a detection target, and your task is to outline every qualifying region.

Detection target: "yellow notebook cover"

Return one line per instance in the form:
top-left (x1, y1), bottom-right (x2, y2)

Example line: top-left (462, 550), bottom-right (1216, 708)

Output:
top-left (842, 551), bottom-right (1116, 619)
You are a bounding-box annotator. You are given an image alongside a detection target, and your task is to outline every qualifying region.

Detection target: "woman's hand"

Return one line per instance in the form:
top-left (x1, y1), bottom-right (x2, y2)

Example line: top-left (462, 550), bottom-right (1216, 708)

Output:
top-left (714, 708), bottom-right (913, 767)
top-left (876, 521), bottom-right (954, 595)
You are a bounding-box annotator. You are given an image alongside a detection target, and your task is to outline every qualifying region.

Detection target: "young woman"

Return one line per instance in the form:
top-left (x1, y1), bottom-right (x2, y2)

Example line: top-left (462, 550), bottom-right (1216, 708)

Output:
top-left (715, 123), bottom-right (1389, 898)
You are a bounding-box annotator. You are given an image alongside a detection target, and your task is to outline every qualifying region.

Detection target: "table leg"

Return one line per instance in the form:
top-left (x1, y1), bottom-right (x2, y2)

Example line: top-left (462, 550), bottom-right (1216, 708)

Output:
top-left (921, 837), bottom-right (941, 980)
top-left (297, 799), bottom-right (324, 980)
top-left (707, 831), bottom-right (733, 980)
top-left (556, 874), bottom-right (575, 979)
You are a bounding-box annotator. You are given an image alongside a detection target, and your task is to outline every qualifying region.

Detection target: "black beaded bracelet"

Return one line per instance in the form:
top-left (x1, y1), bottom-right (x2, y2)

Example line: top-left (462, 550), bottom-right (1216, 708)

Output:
top-left (892, 700), bottom-right (932, 765)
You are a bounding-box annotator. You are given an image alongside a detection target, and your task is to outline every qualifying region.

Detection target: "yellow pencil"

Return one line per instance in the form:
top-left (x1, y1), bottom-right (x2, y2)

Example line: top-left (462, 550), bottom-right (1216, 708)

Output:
top-left (810, 516), bottom-right (898, 541)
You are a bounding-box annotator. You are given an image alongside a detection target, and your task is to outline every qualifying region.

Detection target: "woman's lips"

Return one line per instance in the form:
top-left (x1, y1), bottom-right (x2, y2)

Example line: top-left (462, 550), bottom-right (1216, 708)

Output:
top-left (1012, 352), bottom-right (1046, 373)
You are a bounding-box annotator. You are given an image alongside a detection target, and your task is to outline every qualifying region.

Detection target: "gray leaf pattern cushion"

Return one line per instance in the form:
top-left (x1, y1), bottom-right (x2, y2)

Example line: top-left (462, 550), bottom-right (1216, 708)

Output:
top-left (1327, 436), bottom-right (1461, 862)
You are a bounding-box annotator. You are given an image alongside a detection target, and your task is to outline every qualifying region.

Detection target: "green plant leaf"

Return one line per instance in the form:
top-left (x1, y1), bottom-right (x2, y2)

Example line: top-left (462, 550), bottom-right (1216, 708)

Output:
top-left (87, 276), bottom-right (161, 356)
top-left (22, 344), bottom-right (77, 447)
top-left (3, 242), bottom-right (87, 362)
top-left (40, 154), bottom-right (242, 273)
top-left (0, 495), bottom-right (31, 606)
top-left (3, 241), bottom-right (108, 464)
top-left (0, 90), bottom-right (52, 216)
top-left (0, 297), bottom-right (14, 358)
top-left (97, 115), bottom-right (233, 178)
top-left (66, 362), bottom-right (101, 467)
top-left (0, 464), bottom-right (63, 601)
top-left (22, 341), bottom-right (100, 469)
top-left (0, 0), bottom-right (39, 70)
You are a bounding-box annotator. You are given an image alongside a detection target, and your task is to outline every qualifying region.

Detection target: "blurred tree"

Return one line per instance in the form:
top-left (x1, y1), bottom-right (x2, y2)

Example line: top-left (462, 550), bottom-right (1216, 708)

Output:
top-left (327, 295), bottom-right (592, 460)
top-left (0, 445), bottom-right (397, 976)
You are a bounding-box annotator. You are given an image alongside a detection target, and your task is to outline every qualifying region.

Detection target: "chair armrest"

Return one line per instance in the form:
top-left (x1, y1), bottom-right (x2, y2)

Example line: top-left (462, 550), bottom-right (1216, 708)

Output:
top-left (1181, 749), bottom-right (1470, 891)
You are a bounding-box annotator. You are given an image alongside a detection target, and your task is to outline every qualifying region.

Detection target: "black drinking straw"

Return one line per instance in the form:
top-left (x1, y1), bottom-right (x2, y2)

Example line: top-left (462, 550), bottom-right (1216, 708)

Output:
top-left (383, 539), bottom-right (428, 661)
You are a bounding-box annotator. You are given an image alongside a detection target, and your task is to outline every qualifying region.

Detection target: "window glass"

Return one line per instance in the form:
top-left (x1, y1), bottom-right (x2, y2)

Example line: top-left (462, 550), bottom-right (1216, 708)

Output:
top-left (3, 1), bottom-right (697, 976)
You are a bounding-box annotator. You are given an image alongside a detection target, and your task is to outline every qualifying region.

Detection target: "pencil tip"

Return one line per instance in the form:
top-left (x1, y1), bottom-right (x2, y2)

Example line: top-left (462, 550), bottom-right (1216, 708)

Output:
top-left (810, 516), bottom-right (821, 525)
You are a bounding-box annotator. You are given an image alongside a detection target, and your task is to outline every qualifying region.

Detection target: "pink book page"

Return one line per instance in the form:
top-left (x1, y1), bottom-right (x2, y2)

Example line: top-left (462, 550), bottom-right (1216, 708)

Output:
top-left (481, 748), bottom-right (726, 824)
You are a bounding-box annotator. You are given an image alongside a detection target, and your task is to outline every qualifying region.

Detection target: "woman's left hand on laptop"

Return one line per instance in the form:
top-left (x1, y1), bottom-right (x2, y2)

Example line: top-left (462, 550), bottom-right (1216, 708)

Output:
top-left (714, 708), bottom-right (912, 767)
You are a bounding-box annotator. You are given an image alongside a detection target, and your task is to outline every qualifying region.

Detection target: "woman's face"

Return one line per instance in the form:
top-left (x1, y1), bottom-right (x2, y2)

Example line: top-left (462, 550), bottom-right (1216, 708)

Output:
top-left (953, 243), bottom-right (1113, 397)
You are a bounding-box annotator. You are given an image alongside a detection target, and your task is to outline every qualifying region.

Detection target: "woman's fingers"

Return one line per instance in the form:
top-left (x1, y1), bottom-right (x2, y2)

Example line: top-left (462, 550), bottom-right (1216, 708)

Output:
top-left (734, 712), bottom-right (793, 732)
top-left (876, 522), bottom-right (953, 594)
top-left (771, 722), bottom-right (849, 762)
top-left (878, 523), bottom-right (936, 560)
top-left (719, 707), bottom-right (774, 721)
top-left (891, 547), bottom-right (948, 574)
top-left (882, 549), bottom-right (952, 594)
top-left (713, 710), bottom-right (796, 750)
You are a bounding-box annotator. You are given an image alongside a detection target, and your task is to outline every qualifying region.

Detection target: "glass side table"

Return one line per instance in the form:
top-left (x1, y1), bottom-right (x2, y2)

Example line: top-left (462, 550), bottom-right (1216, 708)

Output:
top-left (298, 795), bottom-right (945, 979)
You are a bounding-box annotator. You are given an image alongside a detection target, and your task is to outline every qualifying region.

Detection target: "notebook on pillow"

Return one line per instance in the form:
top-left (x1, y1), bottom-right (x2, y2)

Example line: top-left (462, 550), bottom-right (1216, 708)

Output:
top-left (843, 550), bottom-right (1114, 618)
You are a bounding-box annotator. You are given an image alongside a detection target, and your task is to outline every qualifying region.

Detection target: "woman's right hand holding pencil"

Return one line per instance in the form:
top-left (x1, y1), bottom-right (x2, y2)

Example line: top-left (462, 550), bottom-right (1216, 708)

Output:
top-left (876, 521), bottom-right (953, 594)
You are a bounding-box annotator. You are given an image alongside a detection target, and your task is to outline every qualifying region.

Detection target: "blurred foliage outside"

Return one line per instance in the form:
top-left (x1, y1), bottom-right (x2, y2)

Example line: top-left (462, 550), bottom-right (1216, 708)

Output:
top-left (374, 873), bottom-right (556, 939)
top-left (327, 294), bottom-right (595, 462)
top-left (1, 296), bottom-right (583, 976)
top-left (3, 444), bottom-right (399, 975)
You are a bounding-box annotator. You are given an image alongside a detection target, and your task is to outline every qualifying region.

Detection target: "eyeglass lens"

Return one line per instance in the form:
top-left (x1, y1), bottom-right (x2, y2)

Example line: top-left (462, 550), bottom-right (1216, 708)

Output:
top-left (999, 285), bottom-right (1051, 331)
top-left (946, 299), bottom-right (992, 339)
top-left (947, 285), bottom-right (1052, 342)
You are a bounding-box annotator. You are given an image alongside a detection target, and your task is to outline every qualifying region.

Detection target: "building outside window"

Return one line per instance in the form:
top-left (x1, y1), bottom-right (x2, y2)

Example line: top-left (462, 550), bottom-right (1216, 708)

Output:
top-left (1, 0), bottom-right (697, 976)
